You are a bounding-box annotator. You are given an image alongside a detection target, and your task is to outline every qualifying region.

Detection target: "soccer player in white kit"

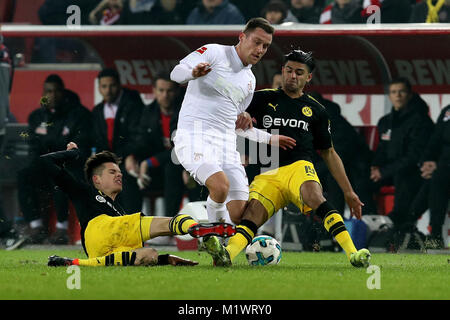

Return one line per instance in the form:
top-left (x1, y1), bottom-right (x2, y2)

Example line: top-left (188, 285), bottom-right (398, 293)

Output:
top-left (170, 18), bottom-right (295, 225)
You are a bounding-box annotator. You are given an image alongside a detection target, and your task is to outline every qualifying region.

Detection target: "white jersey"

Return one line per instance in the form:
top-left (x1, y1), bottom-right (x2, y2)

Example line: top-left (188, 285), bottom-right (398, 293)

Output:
top-left (176, 44), bottom-right (256, 134)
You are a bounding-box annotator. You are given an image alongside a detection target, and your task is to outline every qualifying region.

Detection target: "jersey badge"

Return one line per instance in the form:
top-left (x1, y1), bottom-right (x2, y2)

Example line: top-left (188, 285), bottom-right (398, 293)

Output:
top-left (302, 106), bottom-right (313, 117)
top-left (195, 46), bottom-right (208, 55)
top-left (95, 195), bottom-right (106, 203)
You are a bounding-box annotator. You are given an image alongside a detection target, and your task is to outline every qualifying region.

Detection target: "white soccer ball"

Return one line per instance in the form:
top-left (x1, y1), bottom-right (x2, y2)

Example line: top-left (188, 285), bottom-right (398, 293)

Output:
top-left (245, 235), bottom-right (282, 266)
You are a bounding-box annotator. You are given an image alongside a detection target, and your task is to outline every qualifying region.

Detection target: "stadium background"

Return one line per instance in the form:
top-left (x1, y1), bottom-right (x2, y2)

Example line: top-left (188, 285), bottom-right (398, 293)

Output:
top-left (0, 0), bottom-right (449, 247)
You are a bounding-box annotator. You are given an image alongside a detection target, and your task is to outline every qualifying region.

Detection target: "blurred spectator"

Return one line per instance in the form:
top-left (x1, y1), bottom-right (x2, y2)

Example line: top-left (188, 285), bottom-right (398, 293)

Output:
top-left (15, 75), bottom-right (92, 246)
top-left (230, 0), bottom-right (271, 21)
top-left (119, 0), bottom-right (155, 24)
top-left (0, 36), bottom-right (11, 142)
top-left (89, 0), bottom-right (125, 25)
top-left (408, 104), bottom-right (450, 249)
top-left (39, 0), bottom-right (101, 25)
top-left (186, 0), bottom-right (246, 25)
top-left (139, 0), bottom-right (184, 24)
top-left (320, 0), bottom-right (364, 24)
top-left (32, 37), bottom-right (91, 63)
top-left (36, 0), bottom-right (97, 63)
top-left (410, 0), bottom-right (450, 23)
top-left (290, 0), bottom-right (323, 23)
top-left (309, 92), bottom-right (376, 216)
top-left (362, 0), bottom-right (412, 23)
top-left (126, 72), bottom-right (185, 216)
top-left (121, 0), bottom-right (183, 25)
top-left (262, 0), bottom-right (300, 24)
top-left (91, 68), bottom-right (144, 213)
top-left (0, 36), bottom-right (17, 245)
top-left (370, 78), bottom-right (434, 240)
top-left (272, 72), bottom-right (283, 88)
top-left (128, 0), bottom-right (157, 13)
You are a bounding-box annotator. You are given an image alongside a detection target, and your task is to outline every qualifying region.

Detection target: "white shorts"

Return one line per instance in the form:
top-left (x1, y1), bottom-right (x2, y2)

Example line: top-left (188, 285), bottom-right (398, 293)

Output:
top-left (173, 130), bottom-right (249, 202)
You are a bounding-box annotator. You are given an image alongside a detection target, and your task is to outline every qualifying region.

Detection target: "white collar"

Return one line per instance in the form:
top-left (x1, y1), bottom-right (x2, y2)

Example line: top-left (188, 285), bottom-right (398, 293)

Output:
top-left (231, 45), bottom-right (252, 70)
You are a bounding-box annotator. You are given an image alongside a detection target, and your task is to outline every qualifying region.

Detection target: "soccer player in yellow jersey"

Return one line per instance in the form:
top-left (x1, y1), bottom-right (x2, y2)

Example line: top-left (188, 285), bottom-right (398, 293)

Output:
top-left (45, 142), bottom-right (235, 267)
top-left (204, 49), bottom-right (371, 268)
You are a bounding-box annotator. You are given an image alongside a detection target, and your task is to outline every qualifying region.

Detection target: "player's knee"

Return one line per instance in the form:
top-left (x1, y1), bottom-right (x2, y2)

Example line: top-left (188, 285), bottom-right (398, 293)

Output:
top-left (230, 216), bottom-right (241, 225)
top-left (134, 248), bottom-right (158, 266)
top-left (207, 175), bottom-right (230, 201)
top-left (300, 181), bottom-right (326, 210)
top-left (242, 200), bottom-right (267, 228)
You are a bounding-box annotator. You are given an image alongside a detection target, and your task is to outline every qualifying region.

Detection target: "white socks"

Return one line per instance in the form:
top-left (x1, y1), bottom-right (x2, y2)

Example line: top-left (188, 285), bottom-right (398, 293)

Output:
top-left (30, 219), bottom-right (68, 230)
top-left (206, 196), bottom-right (232, 224)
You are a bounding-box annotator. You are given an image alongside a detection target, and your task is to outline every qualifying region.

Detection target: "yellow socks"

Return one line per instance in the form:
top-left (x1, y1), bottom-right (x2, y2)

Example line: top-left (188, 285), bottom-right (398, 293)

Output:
top-left (225, 220), bottom-right (258, 261)
top-left (323, 211), bottom-right (357, 259)
top-left (169, 214), bottom-right (198, 235)
top-left (334, 230), bottom-right (357, 260)
top-left (73, 251), bottom-right (136, 267)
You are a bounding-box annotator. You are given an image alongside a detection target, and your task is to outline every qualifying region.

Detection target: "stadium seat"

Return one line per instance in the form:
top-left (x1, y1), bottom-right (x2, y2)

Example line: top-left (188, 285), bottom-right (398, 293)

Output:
top-left (375, 185), bottom-right (395, 216)
top-left (48, 201), bottom-right (81, 245)
top-left (142, 190), bottom-right (165, 216)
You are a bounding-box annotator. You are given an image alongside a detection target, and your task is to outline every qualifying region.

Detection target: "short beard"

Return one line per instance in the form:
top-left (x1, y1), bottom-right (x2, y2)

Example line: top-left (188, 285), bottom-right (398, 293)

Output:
top-left (283, 84), bottom-right (300, 94)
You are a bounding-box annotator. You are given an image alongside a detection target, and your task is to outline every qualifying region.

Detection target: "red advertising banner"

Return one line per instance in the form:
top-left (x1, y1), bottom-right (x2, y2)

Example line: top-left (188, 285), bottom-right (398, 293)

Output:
top-left (3, 25), bottom-right (450, 125)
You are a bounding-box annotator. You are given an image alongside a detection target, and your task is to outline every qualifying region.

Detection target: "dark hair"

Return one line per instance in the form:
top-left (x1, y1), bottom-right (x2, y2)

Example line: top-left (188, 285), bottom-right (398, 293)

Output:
top-left (261, 1), bottom-right (288, 22)
top-left (153, 71), bottom-right (176, 84)
top-left (45, 74), bottom-right (65, 88)
top-left (98, 68), bottom-right (121, 84)
top-left (243, 17), bottom-right (275, 35)
top-left (389, 77), bottom-right (412, 92)
top-left (84, 151), bottom-right (121, 184)
top-left (284, 49), bottom-right (315, 73)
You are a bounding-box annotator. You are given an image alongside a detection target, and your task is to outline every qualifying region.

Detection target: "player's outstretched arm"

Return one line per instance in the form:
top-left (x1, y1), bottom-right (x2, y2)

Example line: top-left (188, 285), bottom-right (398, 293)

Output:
top-left (170, 62), bottom-right (211, 84)
top-left (319, 147), bottom-right (363, 219)
top-left (269, 134), bottom-right (296, 150)
top-left (235, 126), bottom-right (296, 150)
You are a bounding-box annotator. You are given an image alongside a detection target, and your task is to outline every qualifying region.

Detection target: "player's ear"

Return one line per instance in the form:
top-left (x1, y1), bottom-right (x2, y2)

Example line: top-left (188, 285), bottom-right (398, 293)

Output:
top-left (238, 32), bottom-right (246, 43)
top-left (92, 174), bottom-right (100, 185)
top-left (306, 72), bottom-right (313, 83)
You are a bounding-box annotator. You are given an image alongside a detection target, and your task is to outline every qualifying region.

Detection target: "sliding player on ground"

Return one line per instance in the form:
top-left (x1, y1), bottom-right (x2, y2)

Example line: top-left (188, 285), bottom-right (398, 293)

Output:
top-left (45, 142), bottom-right (235, 267)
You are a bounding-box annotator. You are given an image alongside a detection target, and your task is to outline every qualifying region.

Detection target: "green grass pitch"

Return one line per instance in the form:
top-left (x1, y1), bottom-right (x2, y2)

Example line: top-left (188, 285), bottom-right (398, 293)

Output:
top-left (0, 249), bottom-right (449, 300)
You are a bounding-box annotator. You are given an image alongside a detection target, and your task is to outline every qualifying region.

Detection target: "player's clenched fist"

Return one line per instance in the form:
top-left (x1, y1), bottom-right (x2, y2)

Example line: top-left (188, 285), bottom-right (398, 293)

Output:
top-left (192, 62), bottom-right (211, 78)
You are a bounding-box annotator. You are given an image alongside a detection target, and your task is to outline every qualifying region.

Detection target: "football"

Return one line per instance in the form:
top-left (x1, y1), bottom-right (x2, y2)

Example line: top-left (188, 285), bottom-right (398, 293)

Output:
top-left (245, 235), bottom-right (282, 266)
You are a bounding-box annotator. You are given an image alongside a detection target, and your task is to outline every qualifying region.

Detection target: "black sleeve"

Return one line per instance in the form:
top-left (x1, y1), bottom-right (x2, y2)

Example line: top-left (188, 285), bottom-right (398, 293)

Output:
top-left (27, 110), bottom-right (46, 157)
top-left (372, 117), bottom-right (389, 167)
top-left (39, 149), bottom-right (87, 198)
top-left (380, 117), bottom-right (434, 178)
top-left (422, 106), bottom-right (447, 162)
top-left (312, 107), bottom-right (333, 150)
top-left (246, 90), bottom-right (269, 127)
top-left (70, 108), bottom-right (94, 161)
top-left (122, 95), bottom-right (145, 158)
